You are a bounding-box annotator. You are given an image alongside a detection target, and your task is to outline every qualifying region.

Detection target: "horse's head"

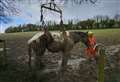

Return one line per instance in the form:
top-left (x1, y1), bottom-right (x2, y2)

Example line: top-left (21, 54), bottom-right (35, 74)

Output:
top-left (69, 31), bottom-right (89, 47)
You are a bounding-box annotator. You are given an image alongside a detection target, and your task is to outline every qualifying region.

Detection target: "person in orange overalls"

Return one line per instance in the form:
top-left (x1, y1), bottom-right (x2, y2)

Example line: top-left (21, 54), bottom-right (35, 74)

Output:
top-left (85, 31), bottom-right (97, 60)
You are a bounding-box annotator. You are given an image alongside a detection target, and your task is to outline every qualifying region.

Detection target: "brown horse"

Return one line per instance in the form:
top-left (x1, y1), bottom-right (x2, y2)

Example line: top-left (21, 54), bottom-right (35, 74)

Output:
top-left (28, 30), bottom-right (88, 71)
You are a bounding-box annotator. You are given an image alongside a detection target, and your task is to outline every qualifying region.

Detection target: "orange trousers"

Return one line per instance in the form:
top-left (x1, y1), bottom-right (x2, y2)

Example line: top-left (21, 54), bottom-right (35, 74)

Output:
top-left (85, 47), bottom-right (96, 59)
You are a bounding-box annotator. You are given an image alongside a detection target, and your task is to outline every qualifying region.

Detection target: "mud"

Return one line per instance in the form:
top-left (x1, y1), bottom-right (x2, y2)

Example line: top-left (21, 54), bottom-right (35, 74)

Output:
top-left (0, 33), bottom-right (120, 82)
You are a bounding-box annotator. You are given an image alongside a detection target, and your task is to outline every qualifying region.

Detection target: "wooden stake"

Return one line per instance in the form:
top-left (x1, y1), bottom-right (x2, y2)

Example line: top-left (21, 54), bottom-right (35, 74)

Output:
top-left (3, 40), bottom-right (7, 66)
top-left (98, 48), bottom-right (106, 82)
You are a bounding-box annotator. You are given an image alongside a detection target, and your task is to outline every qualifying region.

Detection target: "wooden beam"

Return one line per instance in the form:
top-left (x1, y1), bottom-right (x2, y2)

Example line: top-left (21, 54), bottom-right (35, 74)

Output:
top-left (98, 48), bottom-right (106, 82)
top-left (41, 5), bottom-right (62, 14)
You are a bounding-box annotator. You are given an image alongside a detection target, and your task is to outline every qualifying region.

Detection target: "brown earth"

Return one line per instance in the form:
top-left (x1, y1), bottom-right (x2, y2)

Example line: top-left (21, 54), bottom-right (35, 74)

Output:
top-left (0, 32), bottom-right (120, 82)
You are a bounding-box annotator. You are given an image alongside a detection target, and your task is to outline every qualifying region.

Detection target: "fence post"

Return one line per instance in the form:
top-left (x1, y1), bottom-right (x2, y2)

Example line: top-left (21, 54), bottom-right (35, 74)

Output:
top-left (0, 39), bottom-right (7, 66)
top-left (3, 40), bottom-right (7, 66)
top-left (98, 48), bottom-right (106, 82)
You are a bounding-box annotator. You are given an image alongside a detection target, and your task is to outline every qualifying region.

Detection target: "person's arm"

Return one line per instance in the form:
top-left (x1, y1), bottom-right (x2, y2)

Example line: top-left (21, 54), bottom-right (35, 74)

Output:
top-left (89, 37), bottom-right (96, 48)
top-left (93, 37), bottom-right (96, 45)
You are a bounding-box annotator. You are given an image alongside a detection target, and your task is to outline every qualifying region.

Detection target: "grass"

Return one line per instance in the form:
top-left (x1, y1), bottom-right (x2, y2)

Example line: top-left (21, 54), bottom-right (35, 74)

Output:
top-left (82, 29), bottom-right (120, 45)
top-left (1, 28), bottom-right (120, 46)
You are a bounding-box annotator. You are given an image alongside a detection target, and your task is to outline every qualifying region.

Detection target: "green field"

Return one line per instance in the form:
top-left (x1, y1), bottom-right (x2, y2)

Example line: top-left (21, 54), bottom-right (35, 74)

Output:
top-left (1, 28), bottom-right (120, 46)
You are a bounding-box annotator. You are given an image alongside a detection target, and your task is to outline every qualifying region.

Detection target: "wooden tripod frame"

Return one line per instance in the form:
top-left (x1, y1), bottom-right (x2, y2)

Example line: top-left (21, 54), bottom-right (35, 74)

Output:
top-left (40, 0), bottom-right (63, 27)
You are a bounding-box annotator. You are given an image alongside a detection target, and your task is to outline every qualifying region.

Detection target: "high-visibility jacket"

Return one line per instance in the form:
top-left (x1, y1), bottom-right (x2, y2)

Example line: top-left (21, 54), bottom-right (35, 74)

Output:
top-left (85, 36), bottom-right (96, 59)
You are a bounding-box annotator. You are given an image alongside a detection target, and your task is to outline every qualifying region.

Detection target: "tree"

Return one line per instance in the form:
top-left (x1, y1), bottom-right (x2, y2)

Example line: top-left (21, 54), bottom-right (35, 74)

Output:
top-left (77, 20), bottom-right (87, 29)
top-left (108, 19), bottom-right (115, 28)
top-left (67, 19), bottom-right (73, 29)
top-left (114, 14), bottom-right (120, 21)
top-left (93, 15), bottom-right (102, 28)
top-left (86, 19), bottom-right (95, 29)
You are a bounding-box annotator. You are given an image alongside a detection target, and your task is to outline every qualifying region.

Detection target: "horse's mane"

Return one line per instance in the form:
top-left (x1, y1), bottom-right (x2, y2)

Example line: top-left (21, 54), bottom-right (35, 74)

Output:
top-left (44, 31), bottom-right (54, 45)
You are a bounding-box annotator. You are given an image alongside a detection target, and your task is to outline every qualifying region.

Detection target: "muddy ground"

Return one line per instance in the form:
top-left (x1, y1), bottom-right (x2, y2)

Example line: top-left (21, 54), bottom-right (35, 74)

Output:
top-left (0, 31), bottom-right (120, 82)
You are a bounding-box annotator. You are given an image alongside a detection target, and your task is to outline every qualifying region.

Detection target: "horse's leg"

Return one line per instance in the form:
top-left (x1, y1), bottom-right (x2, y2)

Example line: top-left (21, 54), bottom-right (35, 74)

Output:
top-left (35, 40), bottom-right (46, 70)
top-left (61, 51), bottom-right (69, 72)
top-left (60, 38), bottom-right (73, 72)
top-left (57, 51), bottom-right (70, 82)
top-left (35, 52), bottom-right (45, 70)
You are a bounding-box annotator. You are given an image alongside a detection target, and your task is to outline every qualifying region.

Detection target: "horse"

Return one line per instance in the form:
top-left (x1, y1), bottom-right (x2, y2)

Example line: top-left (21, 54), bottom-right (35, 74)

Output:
top-left (28, 30), bottom-right (88, 71)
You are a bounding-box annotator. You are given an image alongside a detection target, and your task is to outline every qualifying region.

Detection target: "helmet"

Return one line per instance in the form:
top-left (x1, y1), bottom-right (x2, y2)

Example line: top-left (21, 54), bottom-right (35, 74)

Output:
top-left (88, 31), bottom-right (93, 36)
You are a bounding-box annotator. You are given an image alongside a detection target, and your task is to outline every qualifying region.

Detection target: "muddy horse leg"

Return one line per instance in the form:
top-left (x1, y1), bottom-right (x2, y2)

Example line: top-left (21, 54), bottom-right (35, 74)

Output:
top-left (57, 51), bottom-right (70, 82)
top-left (35, 39), bottom-right (46, 70)
top-left (35, 52), bottom-right (44, 70)
top-left (61, 52), bottom-right (69, 71)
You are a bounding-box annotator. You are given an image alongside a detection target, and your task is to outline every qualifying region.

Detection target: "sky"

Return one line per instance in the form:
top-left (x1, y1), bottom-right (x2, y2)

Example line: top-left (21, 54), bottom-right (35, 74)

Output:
top-left (0, 0), bottom-right (120, 32)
